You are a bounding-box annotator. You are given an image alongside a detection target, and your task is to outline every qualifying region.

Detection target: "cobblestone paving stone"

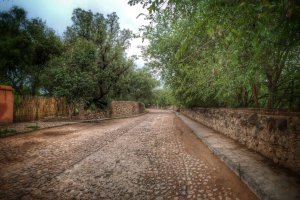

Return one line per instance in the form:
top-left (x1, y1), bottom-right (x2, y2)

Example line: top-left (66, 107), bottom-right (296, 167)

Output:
top-left (0, 110), bottom-right (258, 200)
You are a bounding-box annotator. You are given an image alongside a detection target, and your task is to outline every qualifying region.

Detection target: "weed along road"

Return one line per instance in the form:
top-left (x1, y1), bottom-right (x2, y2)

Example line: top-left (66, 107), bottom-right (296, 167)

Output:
top-left (0, 110), bottom-right (258, 200)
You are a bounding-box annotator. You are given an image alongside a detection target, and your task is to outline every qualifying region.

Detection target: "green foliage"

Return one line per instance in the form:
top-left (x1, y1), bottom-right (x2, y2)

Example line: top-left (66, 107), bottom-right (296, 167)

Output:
top-left (44, 38), bottom-right (97, 104)
top-left (0, 127), bottom-right (17, 136)
top-left (112, 67), bottom-right (159, 106)
top-left (0, 7), bottom-right (63, 95)
top-left (1, 6), bottom-right (160, 110)
top-left (42, 8), bottom-right (158, 109)
top-left (26, 122), bottom-right (40, 130)
top-left (150, 88), bottom-right (176, 108)
top-left (138, 0), bottom-right (300, 109)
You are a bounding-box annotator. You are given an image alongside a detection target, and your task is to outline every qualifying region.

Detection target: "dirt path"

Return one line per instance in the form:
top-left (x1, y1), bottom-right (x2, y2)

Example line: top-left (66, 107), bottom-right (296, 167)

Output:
top-left (0, 109), bottom-right (258, 200)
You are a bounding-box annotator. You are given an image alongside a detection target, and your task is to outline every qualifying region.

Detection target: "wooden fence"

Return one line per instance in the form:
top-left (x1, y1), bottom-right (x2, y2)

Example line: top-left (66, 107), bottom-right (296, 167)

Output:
top-left (14, 96), bottom-right (70, 122)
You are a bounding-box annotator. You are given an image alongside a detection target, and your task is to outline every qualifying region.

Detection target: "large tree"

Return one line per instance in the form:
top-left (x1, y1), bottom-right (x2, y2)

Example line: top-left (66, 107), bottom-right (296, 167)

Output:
top-left (68, 9), bottom-right (134, 108)
top-left (0, 6), bottom-right (62, 95)
top-left (44, 8), bottom-right (140, 109)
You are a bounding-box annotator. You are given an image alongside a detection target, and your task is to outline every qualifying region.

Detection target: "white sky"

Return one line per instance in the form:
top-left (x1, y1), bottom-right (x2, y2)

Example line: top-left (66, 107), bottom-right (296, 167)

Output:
top-left (0, 0), bottom-right (149, 67)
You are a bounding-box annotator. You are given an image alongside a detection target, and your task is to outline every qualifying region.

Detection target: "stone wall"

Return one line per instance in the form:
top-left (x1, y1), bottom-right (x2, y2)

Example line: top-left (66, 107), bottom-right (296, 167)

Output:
top-left (111, 101), bottom-right (145, 117)
top-left (180, 108), bottom-right (300, 174)
top-left (83, 111), bottom-right (109, 120)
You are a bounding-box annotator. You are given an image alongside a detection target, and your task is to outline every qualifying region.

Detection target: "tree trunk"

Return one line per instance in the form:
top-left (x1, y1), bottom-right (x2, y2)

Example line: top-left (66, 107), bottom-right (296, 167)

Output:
top-left (252, 85), bottom-right (260, 108)
top-left (77, 98), bottom-right (85, 120)
top-left (31, 84), bottom-right (36, 96)
top-left (267, 83), bottom-right (276, 109)
top-left (288, 80), bottom-right (294, 109)
top-left (68, 102), bottom-right (75, 118)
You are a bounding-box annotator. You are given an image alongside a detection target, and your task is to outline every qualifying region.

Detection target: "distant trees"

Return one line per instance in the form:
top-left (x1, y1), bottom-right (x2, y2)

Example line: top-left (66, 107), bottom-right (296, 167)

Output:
top-left (0, 7), bottom-right (158, 110)
top-left (151, 88), bottom-right (175, 108)
top-left (133, 0), bottom-right (300, 109)
top-left (112, 68), bottom-right (160, 106)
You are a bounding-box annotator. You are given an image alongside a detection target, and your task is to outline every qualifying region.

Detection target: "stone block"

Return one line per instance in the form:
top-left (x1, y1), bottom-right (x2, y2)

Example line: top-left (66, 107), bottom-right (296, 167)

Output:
top-left (111, 101), bottom-right (145, 117)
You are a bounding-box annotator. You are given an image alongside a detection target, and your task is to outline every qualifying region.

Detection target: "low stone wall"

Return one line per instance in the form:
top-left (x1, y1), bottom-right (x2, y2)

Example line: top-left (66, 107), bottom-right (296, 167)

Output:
top-left (180, 108), bottom-right (300, 174)
top-left (83, 111), bottom-right (109, 120)
top-left (111, 101), bottom-right (145, 117)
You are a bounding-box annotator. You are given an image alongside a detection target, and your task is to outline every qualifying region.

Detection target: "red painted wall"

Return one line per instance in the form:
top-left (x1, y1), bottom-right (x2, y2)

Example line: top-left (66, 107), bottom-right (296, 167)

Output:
top-left (0, 85), bottom-right (14, 124)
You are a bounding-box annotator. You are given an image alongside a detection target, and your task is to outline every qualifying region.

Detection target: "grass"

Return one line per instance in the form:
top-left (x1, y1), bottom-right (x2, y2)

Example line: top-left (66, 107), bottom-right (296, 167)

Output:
top-left (26, 122), bottom-right (40, 130)
top-left (0, 127), bottom-right (17, 136)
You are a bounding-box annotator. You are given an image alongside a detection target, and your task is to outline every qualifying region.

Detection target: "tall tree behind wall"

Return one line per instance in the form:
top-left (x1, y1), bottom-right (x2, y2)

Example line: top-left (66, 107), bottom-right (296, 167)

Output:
top-left (43, 8), bottom-right (138, 109)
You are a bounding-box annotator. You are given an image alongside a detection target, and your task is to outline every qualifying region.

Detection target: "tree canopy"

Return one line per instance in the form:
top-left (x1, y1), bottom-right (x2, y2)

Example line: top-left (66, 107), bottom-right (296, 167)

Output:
top-left (137, 0), bottom-right (300, 109)
top-left (44, 8), bottom-right (136, 108)
top-left (0, 7), bottom-right (159, 110)
top-left (3, 2), bottom-right (299, 110)
top-left (0, 6), bottom-right (62, 95)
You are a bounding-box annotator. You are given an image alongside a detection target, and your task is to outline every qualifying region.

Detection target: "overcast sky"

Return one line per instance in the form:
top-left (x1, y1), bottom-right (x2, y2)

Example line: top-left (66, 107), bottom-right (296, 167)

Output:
top-left (0, 0), bottom-right (149, 67)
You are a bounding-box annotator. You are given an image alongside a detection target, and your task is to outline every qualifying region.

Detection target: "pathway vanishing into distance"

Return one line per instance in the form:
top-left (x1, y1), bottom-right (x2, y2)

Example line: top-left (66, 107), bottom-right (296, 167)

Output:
top-left (0, 110), bottom-right (257, 200)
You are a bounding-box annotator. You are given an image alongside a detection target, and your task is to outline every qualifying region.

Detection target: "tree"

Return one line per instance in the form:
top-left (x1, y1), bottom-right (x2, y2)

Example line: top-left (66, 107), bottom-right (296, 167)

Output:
top-left (112, 67), bottom-right (159, 106)
top-left (0, 7), bottom-right (62, 95)
top-left (44, 38), bottom-right (97, 117)
top-left (135, 0), bottom-right (300, 109)
top-left (62, 8), bottom-right (134, 108)
top-left (45, 39), bottom-right (97, 102)
top-left (151, 88), bottom-right (176, 108)
top-left (0, 6), bottom-right (32, 93)
top-left (43, 8), bottom-right (156, 110)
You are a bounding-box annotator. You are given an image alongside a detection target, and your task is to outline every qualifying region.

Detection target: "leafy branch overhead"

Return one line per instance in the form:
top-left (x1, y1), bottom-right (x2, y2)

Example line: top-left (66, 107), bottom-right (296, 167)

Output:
top-left (137, 0), bottom-right (300, 109)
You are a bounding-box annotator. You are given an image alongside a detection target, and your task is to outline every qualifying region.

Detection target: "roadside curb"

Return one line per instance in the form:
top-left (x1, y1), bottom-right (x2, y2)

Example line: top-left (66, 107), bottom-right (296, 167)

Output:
top-left (177, 112), bottom-right (300, 200)
top-left (202, 137), bottom-right (268, 200)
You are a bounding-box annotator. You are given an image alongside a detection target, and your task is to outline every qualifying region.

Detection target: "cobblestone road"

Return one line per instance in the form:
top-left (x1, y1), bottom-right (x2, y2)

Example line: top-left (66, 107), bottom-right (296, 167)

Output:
top-left (0, 110), bottom-right (258, 200)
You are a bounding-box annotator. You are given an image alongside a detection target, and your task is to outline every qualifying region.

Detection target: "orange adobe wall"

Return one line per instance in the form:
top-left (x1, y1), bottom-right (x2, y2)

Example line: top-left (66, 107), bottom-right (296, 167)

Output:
top-left (0, 85), bottom-right (14, 124)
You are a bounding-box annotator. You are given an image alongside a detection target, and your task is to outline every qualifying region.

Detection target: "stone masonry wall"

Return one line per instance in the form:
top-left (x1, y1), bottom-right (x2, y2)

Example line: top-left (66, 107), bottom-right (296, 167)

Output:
top-left (181, 108), bottom-right (300, 174)
top-left (111, 101), bottom-right (145, 117)
top-left (83, 111), bottom-right (109, 120)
